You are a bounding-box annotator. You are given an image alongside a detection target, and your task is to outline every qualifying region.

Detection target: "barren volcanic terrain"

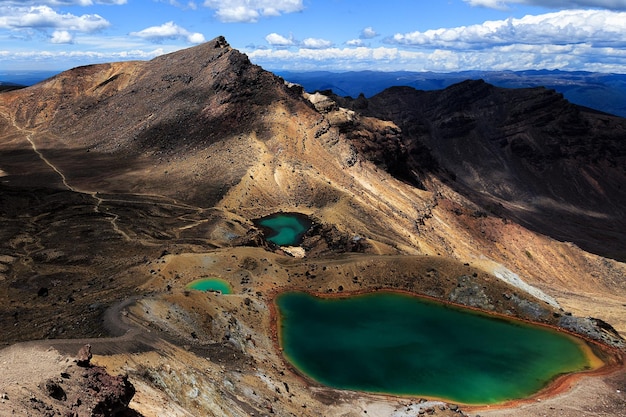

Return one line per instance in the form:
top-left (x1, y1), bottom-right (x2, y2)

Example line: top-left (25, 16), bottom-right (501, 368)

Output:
top-left (0, 37), bottom-right (625, 416)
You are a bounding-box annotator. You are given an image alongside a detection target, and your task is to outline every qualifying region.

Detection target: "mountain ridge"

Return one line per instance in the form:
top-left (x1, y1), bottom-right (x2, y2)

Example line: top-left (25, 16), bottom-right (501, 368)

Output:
top-left (5, 66), bottom-right (626, 117)
top-left (331, 79), bottom-right (626, 261)
top-left (277, 69), bottom-right (626, 118)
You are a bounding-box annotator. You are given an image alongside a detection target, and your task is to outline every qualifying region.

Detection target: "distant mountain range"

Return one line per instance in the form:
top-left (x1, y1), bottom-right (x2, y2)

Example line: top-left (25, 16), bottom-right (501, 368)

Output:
top-left (4, 68), bottom-right (626, 117)
top-left (276, 69), bottom-right (626, 118)
top-left (0, 70), bottom-right (59, 89)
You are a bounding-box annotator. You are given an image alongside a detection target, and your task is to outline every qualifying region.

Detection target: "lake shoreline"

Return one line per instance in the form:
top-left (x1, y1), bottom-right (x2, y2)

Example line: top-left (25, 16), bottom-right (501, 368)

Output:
top-left (253, 212), bottom-right (313, 246)
top-left (186, 277), bottom-right (233, 294)
top-left (268, 286), bottom-right (624, 411)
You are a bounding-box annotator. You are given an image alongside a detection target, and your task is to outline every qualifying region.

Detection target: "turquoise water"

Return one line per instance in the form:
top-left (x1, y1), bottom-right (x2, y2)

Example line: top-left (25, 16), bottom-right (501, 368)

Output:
top-left (254, 213), bottom-right (312, 246)
top-left (276, 291), bottom-right (592, 405)
top-left (186, 278), bottom-right (232, 294)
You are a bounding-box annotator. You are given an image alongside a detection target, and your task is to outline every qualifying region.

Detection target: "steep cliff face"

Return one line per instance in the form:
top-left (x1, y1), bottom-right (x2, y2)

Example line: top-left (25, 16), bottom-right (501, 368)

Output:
top-left (306, 90), bottom-right (416, 183)
top-left (341, 80), bottom-right (626, 261)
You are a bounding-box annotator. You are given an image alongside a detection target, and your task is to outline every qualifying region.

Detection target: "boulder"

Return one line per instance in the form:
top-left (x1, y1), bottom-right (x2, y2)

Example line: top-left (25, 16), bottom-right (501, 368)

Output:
top-left (75, 344), bottom-right (92, 367)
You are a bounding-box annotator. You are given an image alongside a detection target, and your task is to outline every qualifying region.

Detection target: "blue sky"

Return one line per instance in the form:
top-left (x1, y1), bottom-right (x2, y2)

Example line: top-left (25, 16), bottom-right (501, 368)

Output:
top-left (1, 0), bottom-right (626, 73)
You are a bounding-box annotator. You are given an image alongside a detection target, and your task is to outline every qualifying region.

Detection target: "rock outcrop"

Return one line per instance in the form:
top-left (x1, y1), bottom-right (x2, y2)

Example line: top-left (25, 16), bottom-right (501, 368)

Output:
top-left (0, 345), bottom-right (136, 417)
top-left (76, 343), bottom-right (92, 367)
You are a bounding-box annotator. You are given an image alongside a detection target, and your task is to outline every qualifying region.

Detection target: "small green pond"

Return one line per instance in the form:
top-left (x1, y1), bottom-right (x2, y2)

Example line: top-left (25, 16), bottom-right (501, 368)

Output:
top-left (186, 278), bottom-right (232, 294)
top-left (254, 213), bottom-right (312, 246)
top-left (276, 291), bottom-right (597, 405)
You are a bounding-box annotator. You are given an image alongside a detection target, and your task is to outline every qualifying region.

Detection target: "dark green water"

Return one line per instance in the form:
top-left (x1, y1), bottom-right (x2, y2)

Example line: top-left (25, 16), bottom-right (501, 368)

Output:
top-left (186, 278), bottom-right (232, 294)
top-left (277, 291), bottom-right (592, 404)
top-left (254, 213), bottom-right (312, 246)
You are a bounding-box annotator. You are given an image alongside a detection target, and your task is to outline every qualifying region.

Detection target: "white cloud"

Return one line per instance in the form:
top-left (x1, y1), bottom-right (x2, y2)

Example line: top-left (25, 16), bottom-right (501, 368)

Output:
top-left (346, 39), bottom-right (363, 46)
top-left (301, 37), bottom-right (332, 49)
top-left (202, 0), bottom-right (304, 23)
top-left (0, 5), bottom-right (110, 32)
top-left (360, 26), bottom-right (377, 39)
top-left (388, 10), bottom-right (626, 49)
top-left (0, 47), bottom-right (169, 66)
top-left (130, 21), bottom-right (205, 44)
top-left (50, 29), bottom-right (73, 43)
top-left (246, 41), bottom-right (626, 73)
top-left (186, 31), bottom-right (205, 43)
top-left (265, 32), bottom-right (294, 46)
top-left (249, 47), bottom-right (423, 70)
top-left (464, 0), bottom-right (509, 9)
top-left (464, 0), bottom-right (626, 10)
top-left (1, 0), bottom-right (127, 5)
top-left (265, 34), bottom-right (332, 49)
top-left (162, 0), bottom-right (198, 10)
top-left (214, 6), bottom-right (260, 22)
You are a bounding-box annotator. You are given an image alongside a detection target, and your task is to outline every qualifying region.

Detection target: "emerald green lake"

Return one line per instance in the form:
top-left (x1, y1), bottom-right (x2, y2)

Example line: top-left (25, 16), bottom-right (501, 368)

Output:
top-left (254, 213), bottom-right (312, 246)
top-left (186, 278), bottom-right (232, 294)
top-left (277, 291), bottom-right (593, 405)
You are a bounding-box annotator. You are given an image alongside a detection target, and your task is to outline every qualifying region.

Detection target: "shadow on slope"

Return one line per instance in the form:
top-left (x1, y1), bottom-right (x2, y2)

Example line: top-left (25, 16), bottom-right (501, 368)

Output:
top-left (338, 81), bottom-right (626, 261)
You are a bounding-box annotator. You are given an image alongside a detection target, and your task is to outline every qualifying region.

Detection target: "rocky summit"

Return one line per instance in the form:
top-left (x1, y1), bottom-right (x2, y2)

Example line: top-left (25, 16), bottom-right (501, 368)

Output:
top-left (0, 37), bottom-right (625, 417)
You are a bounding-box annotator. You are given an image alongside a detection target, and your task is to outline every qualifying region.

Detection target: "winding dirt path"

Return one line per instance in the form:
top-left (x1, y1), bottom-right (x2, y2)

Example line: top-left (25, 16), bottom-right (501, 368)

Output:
top-left (0, 110), bottom-right (211, 242)
top-left (0, 296), bottom-right (157, 360)
top-left (23, 129), bottom-right (73, 191)
top-left (0, 110), bottom-right (132, 240)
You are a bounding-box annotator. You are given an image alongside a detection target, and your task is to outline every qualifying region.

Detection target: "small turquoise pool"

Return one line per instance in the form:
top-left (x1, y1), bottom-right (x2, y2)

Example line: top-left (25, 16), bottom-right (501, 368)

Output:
top-left (254, 213), bottom-right (312, 246)
top-left (186, 278), bottom-right (232, 294)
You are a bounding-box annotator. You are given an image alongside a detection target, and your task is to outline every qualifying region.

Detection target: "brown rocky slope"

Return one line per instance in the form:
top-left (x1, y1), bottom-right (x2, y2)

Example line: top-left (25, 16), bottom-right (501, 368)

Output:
top-left (0, 37), bottom-right (625, 416)
top-left (336, 82), bottom-right (626, 261)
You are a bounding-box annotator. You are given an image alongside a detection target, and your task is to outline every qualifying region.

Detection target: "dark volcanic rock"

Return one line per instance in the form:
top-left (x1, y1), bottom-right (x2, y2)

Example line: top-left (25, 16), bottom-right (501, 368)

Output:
top-left (44, 378), bottom-right (67, 401)
top-left (19, 358), bottom-right (137, 417)
top-left (449, 275), bottom-right (494, 311)
top-left (83, 366), bottom-right (136, 417)
top-left (335, 114), bottom-right (413, 183)
top-left (558, 315), bottom-right (625, 349)
top-left (342, 80), bottom-right (626, 261)
top-left (302, 223), bottom-right (370, 256)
